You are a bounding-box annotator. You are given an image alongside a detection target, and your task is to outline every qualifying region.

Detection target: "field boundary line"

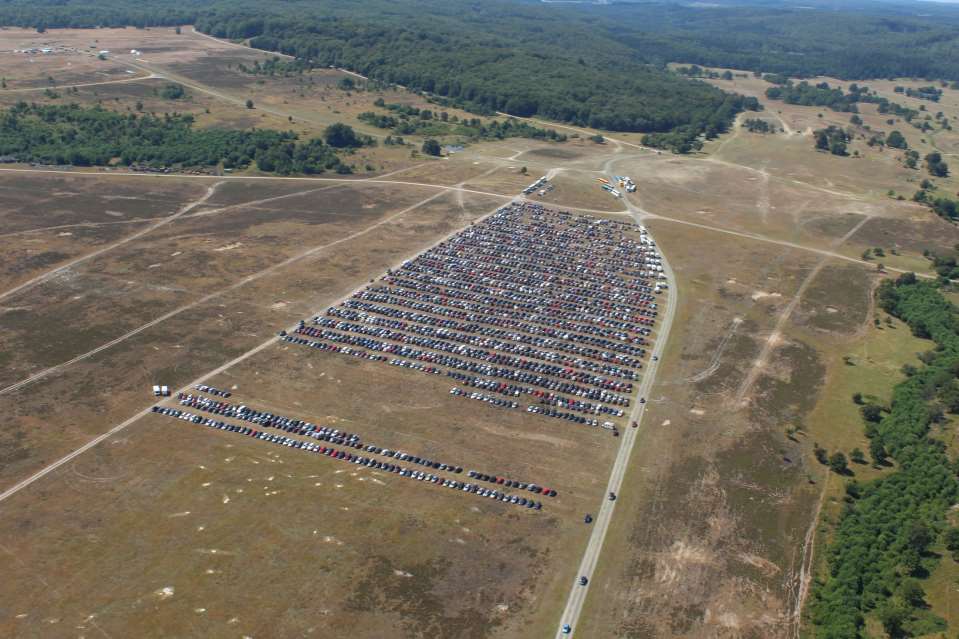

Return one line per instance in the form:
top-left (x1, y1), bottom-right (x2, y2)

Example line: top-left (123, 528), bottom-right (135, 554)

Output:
top-left (0, 178), bottom-right (525, 504)
top-left (0, 181), bottom-right (222, 303)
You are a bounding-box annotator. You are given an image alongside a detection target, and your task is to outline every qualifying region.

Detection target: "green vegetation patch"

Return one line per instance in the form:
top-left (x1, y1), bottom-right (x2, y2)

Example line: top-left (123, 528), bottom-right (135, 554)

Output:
top-left (359, 101), bottom-right (567, 143)
top-left (810, 275), bottom-right (959, 638)
top-left (0, 102), bottom-right (365, 174)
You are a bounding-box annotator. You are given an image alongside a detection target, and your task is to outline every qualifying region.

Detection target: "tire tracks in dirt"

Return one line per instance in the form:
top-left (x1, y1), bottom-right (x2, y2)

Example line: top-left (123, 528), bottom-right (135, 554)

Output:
top-left (733, 214), bottom-right (874, 406)
top-left (0, 181), bottom-right (223, 303)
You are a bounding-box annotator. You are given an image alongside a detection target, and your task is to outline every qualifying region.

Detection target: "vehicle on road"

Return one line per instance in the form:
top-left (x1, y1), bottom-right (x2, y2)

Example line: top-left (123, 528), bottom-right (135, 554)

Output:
top-left (579, 576), bottom-right (588, 586)
top-left (608, 492), bottom-right (617, 501)
top-left (562, 624), bottom-right (572, 634)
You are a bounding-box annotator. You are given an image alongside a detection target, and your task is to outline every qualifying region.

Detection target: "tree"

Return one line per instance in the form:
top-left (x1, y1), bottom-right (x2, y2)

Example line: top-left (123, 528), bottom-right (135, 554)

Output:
top-left (860, 403), bottom-right (882, 422)
top-left (869, 438), bottom-right (888, 465)
top-left (828, 451), bottom-right (849, 474)
top-left (245, 99), bottom-right (254, 109)
top-left (926, 151), bottom-right (949, 177)
top-left (944, 527), bottom-right (959, 560)
top-left (160, 83), bottom-right (186, 100)
top-left (814, 443), bottom-right (828, 465)
top-left (877, 599), bottom-right (910, 637)
top-left (324, 123), bottom-right (360, 148)
top-left (938, 384), bottom-right (959, 413)
top-left (906, 521), bottom-right (933, 555)
top-left (851, 392), bottom-right (863, 404)
top-left (850, 448), bottom-right (866, 464)
top-left (898, 579), bottom-right (926, 608)
top-left (421, 138), bottom-right (442, 156)
top-left (878, 600), bottom-right (911, 639)
top-left (886, 130), bottom-right (908, 149)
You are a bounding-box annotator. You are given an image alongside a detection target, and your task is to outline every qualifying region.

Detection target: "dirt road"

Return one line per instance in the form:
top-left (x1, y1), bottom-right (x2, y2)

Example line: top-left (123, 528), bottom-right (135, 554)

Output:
top-left (0, 182), bottom-right (222, 303)
top-left (553, 177), bottom-right (678, 638)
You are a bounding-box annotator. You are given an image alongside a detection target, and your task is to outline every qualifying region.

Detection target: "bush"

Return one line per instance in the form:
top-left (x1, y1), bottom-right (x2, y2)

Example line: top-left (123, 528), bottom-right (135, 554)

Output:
top-left (324, 123), bottom-right (360, 148)
top-left (828, 451), bottom-right (849, 474)
top-left (860, 403), bottom-right (883, 422)
top-left (421, 138), bottom-right (442, 156)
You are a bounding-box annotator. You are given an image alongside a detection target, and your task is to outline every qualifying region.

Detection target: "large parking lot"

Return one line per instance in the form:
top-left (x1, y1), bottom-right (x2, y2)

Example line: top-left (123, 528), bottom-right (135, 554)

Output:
top-left (285, 202), bottom-right (664, 434)
top-left (147, 202), bottom-right (665, 516)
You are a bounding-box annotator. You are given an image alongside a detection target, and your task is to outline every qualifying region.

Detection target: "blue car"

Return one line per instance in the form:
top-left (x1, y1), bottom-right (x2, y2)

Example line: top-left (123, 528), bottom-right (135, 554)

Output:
top-left (562, 624), bottom-right (571, 634)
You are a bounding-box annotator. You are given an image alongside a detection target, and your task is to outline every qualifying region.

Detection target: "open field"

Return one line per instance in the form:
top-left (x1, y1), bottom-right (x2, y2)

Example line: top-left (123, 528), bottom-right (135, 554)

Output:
top-left (0, 165), bottom-right (652, 637)
top-left (3, 28), bottom-right (959, 639)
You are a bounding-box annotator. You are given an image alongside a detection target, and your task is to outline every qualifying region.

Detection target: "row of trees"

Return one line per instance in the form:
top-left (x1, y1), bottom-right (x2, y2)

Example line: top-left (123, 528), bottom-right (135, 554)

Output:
top-left (742, 118), bottom-right (774, 134)
top-left (0, 102), bottom-right (362, 175)
top-left (766, 82), bottom-right (861, 112)
top-left (358, 102), bottom-right (567, 143)
top-left (765, 81), bottom-right (919, 123)
top-left (896, 85), bottom-right (942, 102)
top-left (810, 275), bottom-right (959, 638)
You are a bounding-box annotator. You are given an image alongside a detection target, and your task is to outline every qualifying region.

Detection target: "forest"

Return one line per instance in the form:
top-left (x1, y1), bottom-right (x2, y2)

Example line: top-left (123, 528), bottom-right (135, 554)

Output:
top-left (0, 102), bottom-right (356, 174)
top-left (6, 0), bottom-right (958, 145)
top-left (810, 275), bottom-right (959, 638)
top-left (3, 0), bottom-right (959, 83)
top-left (0, 0), bottom-right (767, 150)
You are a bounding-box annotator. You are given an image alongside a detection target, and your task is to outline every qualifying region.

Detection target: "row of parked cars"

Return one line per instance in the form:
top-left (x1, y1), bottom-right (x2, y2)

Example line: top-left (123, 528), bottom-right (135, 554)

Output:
top-left (466, 469), bottom-right (557, 498)
top-left (327, 303), bottom-right (647, 368)
top-left (301, 318), bottom-right (638, 392)
top-left (449, 387), bottom-right (520, 409)
top-left (152, 405), bottom-right (544, 511)
top-left (175, 390), bottom-right (553, 508)
top-left (195, 384), bottom-right (230, 398)
top-left (315, 314), bottom-right (638, 382)
top-left (291, 325), bottom-right (631, 408)
top-left (340, 296), bottom-right (650, 355)
top-left (526, 404), bottom-right (611, 427)
top-left (177, 393), bottom-right (363, 446)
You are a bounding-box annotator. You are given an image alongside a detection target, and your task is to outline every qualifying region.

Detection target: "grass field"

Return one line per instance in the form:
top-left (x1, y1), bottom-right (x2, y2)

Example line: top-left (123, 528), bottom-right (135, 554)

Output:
top-left (3, 29), bottom-right (959, 639)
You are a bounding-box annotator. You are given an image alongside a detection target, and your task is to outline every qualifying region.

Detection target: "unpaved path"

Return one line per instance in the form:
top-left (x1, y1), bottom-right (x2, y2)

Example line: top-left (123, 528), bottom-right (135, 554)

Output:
top-left (553, 170), bottom-right (678, 638)
top-left (0, 170), bottom-right (495, 397)
top-left (0, 71), bottom-right (158, 92)
top-left (0, 168), bottom-right (534, 502)
top-left (0, 182), bottom-right (222, 303)
top-left (733, 214), bottom-right (874, 405)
